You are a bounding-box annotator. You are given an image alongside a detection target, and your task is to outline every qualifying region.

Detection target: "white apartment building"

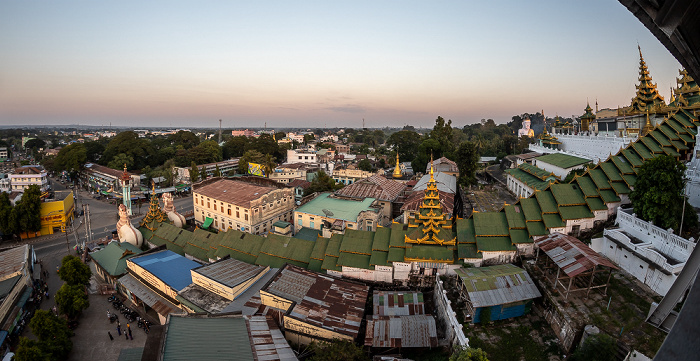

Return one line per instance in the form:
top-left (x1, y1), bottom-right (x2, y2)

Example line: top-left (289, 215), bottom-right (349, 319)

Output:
top-left (286, 149), bottom-right (317, 164)
top-left (9, 166), bottom-right (49, 192)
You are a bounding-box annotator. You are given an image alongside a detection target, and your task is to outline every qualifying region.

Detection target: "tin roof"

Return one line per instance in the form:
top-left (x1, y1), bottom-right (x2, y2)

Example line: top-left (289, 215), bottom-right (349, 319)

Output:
top-left (426, 156), bottom-right (459, 173)
top-left (365, 315), bottom-right (438, 348)
top-left (118, 274), bottom-right (180, 316)
top-left (534, 232), bottom-right (618, 277)
top-left (128, 249), bottom-right (201, 291)
top-left (262, 264), bottom-right (369, 338)
top-left (455, 264), bottom-right (541, 308)
top-left (192, 257), bottom-right (267, 288)
top-left (0, 245), bottom-right (28, 282)
top-left (160, 315), bottom-right (258, 361)
top-left (295, 193), bottom-right (377, 222)
top-left (535, 153), bottom-right (591, 169)
top-left (400, 189), bottom-right (454, 214)
top-left (373, 291), bottom-right (425, 316)
top-left (413, 172), bottom-right (457, 193)
top-left (90, 241), bottom-right (143, 276)
top-left (334, 174), bottom-right (406, 202)
top-left (245, 315), bottom-right (299, 360)
top-left (194, 178), bottom-right (279, 208)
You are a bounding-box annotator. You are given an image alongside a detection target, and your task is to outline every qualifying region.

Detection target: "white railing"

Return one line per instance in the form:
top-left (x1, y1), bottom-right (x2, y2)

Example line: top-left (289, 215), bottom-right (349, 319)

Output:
top-left (616, 208), bottom-right (695, 261)
top-left (605, 229), bottom-right (685, 275)
top-left (434, 275), bottom-right (469, 348)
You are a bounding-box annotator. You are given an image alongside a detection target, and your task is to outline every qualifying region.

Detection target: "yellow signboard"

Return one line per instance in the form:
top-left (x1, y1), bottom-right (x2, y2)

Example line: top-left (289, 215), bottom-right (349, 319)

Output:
top-left (248, 163), bottom-right (266, 177)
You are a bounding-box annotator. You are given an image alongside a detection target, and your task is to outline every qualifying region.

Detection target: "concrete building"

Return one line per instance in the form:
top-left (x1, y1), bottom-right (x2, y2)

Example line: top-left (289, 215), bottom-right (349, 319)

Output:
top-left (0, 245), bottom-right (38, 353)
top-left (332, 167), bottom-right (376, 185)
top-left (333, 174), bottom-right (406, 226)
top-left (90, 241), bottom-right (143, 287)
top-left (259, 264), bottom-right (369, 345)
top-left (294, 193), bottom-right (380, 234)
top-left (455, 264), bottom-right (541, 323)
top-left (505, 164), bottom-right (557, 198)
top-left (9, 165), bottom-right (48, 192)
top-left (286, 149), bottom-right (317, 164)
top-left (231, 129), bottom-right (255, 137)
top-left (82, 163), bottom-right (140, 193)
top-left (193, 178), bottom-right (295, 234)
top-left (0, 148), bottom-right (8, 161)
top-left (269, 163), bottom-right (313, 184)
top-left (174, 159), bottom-right (239, 183)
top-left (38, 190), bottom-right (75, 236)
top-left (533, 153), bottom-right (591, 180)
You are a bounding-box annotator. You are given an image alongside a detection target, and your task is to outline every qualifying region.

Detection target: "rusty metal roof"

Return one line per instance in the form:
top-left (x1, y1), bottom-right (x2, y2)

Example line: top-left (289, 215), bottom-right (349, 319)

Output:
top-left (192, 257), bottom-right (267, 288)
top-left (245, 315), bottom-right (299, 361)
top-left (334, 174), bottom-right (406, 202)
top-left (194, 178), bottom-right (279, 208)
top-left (373, 291), bottom-right (425, 316)
top-left (365, 315), bottom-right (438, 348)
top-left (263, 264), bottom-right (369, 338)
top-left (0, 245), bottom-right (29, 282)
top-left (400, 189), bottom-right (454, 214)
top-left (455, 264), bottom-right (541, 308)
top-left (535, 232), bottom-right (618, 277)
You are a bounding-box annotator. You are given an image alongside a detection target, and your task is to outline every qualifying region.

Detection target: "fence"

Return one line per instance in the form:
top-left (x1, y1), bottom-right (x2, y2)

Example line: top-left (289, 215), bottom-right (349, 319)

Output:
top-left (433, 275), bottom-right (469, 348)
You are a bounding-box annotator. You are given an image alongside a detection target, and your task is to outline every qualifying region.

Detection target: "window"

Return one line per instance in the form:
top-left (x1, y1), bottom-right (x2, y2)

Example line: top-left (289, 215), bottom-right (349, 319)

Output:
top-left (310, 221), bottom-right (315, 228)
top-left (214, 204), bottom-right (217, 211)
top-left (298, 219), bottom-right (302, 226)
top-left (195, 199), bottom-right (198, 205)
top-left (236, 211), bottom-right (240, 218)
top-left (228, 209), bottom-right (231, 215)
top-left (207, 202), bottom-right (210, 208)
top-left (245, 214), bottom-right (248, 221)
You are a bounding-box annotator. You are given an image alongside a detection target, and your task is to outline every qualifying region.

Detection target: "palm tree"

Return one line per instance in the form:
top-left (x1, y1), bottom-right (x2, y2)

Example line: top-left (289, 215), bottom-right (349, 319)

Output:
top-left (262, 154), bottom-right (276, 178)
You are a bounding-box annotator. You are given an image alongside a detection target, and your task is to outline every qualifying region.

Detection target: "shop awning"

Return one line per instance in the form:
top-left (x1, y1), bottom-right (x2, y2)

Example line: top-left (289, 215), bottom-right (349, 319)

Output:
top-left (0, 330), bottom-right (7, 346)
top-left (202, 217), bottom-right (213, 229)
top-left (117, 274), bottom-right (179, 317)
top-left (16, 288), bottom-right (32, 309)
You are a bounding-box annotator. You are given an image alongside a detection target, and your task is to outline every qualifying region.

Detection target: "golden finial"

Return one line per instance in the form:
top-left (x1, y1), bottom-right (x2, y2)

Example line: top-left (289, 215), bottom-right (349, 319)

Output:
top-left (429, 153), bottom-right (434, 177)
top-left (124, 163), bottom-right (127, 172)
top-left (393, 150), bottom-right (402, 178)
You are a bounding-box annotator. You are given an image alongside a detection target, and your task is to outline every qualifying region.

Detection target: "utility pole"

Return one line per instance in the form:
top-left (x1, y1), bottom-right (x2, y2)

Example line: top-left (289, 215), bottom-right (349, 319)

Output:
top-left (218, 119), bottom-right (222, 144)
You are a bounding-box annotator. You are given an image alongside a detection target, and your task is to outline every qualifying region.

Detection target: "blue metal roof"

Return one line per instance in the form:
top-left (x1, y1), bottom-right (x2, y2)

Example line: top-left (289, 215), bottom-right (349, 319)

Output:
top-left (130, 250), bottom-right (200, 291)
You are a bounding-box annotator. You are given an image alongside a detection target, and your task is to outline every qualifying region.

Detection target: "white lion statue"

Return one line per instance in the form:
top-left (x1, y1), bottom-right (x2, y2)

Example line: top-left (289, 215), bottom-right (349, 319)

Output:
top-left (117, 204), bottom-right (143, 247)
top-left (162, 193), bottom-right (186, 228)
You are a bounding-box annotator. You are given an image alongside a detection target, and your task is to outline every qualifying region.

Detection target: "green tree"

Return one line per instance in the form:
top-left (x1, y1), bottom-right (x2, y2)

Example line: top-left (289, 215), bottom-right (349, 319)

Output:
top-left (55, 283), bottom-right (90, 320)
top-left (262, 153), bottom-right (277, 177)
top-left (308, 339), bottom-right (369, 361)
top-left (54, 143), bottom-right (87, 174)
top-left (386, 130), bottom-right (422, 166)
top-left (357, 159), bottom-right (373, 172)
top-left (570, 334), bottom-right (616, 361)
top-left (0, 192), bottom-right (14, 235)
top-left (629, 155), bottom-right (698, 232)
top-left (14, 337), bottom-right (49, 361)
top-left (102, 131), bottom-right (154, 170)
top-left (222, 136), bottom-right (249, 159)
top-left (58, 255), bottom-right (92, 286)
top-left (189, 140), bottom-right (222, 165)
top-left (28, 310), bottom-right (73, 360)
top-left (24, 138), bottom-right (46, 151)
top-left (107, 153), bottom-right (134, 170)
top-left (82, 141), bottom-right (105, 163)
top-left (239, 150), bottom-right (265, 174)
top-left (450, 346), bottom-right (490, 361)
top-left (430, 115), bottom-right (455, 158)
top-left (199, 167), bottom-right (207, 181)
top-left (169, 130), bottom-right (200, 149)
top-left (455, 141), bottom-right (479, 186)
top-left (189, 162), bottom-right (199, 183)
top-left (304, 171), bottom-right (343, 196)
top-left (213, 164), bottom-right (221, 177)
top-left (16, 185), bottom-right (41, 232)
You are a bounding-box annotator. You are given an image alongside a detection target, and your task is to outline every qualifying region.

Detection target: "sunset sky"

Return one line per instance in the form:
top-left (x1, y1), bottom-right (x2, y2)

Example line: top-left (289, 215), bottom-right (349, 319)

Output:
top-left (0, 1), bottom-right (683, 128)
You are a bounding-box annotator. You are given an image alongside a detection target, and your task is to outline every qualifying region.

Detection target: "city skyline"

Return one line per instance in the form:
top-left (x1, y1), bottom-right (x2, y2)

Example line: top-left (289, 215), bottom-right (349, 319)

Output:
top-left (0, 1), bottom-right (683, 128)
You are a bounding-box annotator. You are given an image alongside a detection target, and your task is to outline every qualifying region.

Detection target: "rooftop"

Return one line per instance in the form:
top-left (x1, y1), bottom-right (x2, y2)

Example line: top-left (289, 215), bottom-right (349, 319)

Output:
top-left (427, 156), bottom-right (459, 173)
top-left (365, 315), bottom-right (438, 348)
top-left (192, 257), bottom-right (267, 289)
top-left (0, 245), bottom-right (29, 282)
top-left (455, 264), bottom-right (541, 308)
top-left (194, 178), bottom-right (279, 208)
top-left (128, 249), bottom-right (201, 291)
top-left (373, 291), bottom-right (425, 316)
top-left (535, 232), bottom-right (619, 277)
top-left (262, 264), bottom-right (369, 338)
top-left (90, 241), bottom-right (143, 276)
top-left (295, 193), bottom-right (377, 222)
top-left (413, 172), bottom-right (457, 194)
top-left (535, 153), bottom-right (591, 169)
top-left (334, 174), bottom-right (406, 202)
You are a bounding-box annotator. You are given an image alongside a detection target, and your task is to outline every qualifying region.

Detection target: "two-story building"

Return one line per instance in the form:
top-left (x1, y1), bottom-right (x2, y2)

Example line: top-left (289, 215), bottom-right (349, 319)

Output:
top-left (193, 178), bottom-right (295, 235)
top-left (9, 166), bottom-right (48, 192)
top-left (332, 167), bottom-right (376, 185)
top-left (334, 174), bottom-right (406, 226)
top-left (294, 193), bottom-right (380, 234)
top-left (82, 163), bottom-right (140, 192)
top-left (174, 159), bottom-right (239, 183)
top-left (286, 149), bottom-right (317, 164)
top-left (269, 163), bottom-right (315, 184)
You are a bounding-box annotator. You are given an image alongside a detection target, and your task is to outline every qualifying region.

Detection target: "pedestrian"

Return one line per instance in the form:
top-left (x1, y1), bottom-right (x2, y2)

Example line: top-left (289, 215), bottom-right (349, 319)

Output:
top-left (125, 331), bottom-right (128, 340)
top-left (127, 323), bottom-right (131, 332)
top-left (128, 328), bottom-right (132, 340)
top-left (117, 324), bottom-right (121, 336)
top-left (108, 331), bottom-right (113, 341)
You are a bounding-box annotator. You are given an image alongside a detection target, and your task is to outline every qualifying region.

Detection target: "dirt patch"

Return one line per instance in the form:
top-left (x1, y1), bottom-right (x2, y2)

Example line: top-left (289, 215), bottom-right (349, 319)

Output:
top-left (465, 183), bottom-right (518, 213)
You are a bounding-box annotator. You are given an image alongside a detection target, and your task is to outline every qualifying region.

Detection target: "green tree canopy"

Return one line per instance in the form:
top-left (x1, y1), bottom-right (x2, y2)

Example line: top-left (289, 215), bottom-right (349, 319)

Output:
top-left (629, 155), bottom-right (698, 233)
top-left (357, 159), bottom-right (373, 172)
top-left (239, 150), bottom-right (265, 174)
top-left (455, 141), bottom-right (479, 186)
top-left (107, 153), bottom-right (134, 170)
top-left (222, 136), bottom-right (249, 159)
top-left (0, 192), bottom-right (15, 235)
top-left (58, 255), bottom-right (92, 286)
top-left (16, 185), bottom-right (42, 232)
top-left (450, 346), bottom-right (490, 361)
top-left (14, 337), bottom-right (50, 361)
top-left (308, 339), bottom-right (369, 361)
top-left (304, 171), bottom-right (343, 196)
top-left (55, 283), bottom-right (90, 320)
top-left (24, 138), bottom-right (46, 151)
top-left (189, 162), bottom-right (200, 183)
top-left (189, 140), bottom-right (222, 165)
top-left (28, 310), bottom-right (73, 360)
top-left (386, 130), bottom-right (421, 164)
top-left (213, 164), bottom-right (222, 177)
top-left (82, 141), bottom-right (105, 163)
top-left (169, 130), bottom-right (200, 149)
top-left (102, 131), bottom-right (155, 170)
top-left (54, 143), bottom-right (87, 174)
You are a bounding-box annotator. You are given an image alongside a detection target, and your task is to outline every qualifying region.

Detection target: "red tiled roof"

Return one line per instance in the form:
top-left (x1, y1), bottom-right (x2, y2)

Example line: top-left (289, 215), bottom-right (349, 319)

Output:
top-left (334, 174), bottom-right (406, 202)
top-left (426, 157), bottom-right (458, 173)
top-left (84, 163), bottom-right (124, 178)
top-left (194, 178), bottom-right (278, 208)
top-left (535, 232), bottom-right (618, 277)
top-left (288, 179), bottom-right (311, 189)
top-left (400, 189), bottom-right (454, 214)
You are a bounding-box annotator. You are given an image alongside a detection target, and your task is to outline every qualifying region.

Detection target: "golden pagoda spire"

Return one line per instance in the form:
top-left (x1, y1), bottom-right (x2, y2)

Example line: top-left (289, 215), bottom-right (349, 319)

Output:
top-left (392, 151), bottom-right (402, 178)
top-left (642, 109), bottom-right (654, 135)
top-left (429, 153), bottom-right (434, 180)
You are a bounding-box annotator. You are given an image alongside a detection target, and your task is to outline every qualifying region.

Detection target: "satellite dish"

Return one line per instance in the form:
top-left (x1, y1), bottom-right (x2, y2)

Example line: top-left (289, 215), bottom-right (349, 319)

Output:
top-left (322, 209), bottom-right (334, 217)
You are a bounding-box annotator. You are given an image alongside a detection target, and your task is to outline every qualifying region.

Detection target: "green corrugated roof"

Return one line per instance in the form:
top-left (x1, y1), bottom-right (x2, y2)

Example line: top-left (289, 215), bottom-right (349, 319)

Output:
top-left (622, 174), bottom-right (637, 187)
top-left (550, 184), bottom-right (586, 206)
top-left (600, 162), bottom-right (623, 182)
top-left (455, 264), bottom-right (534, 295)
top-left (389, 223), bottom-right (407, 248)
top-left (659, 124), bottom-right (680, 140)
top-left (535, 190), bottom-right (558, 213)
top-left (504, 205), bottom-right (527, 229)
top-left (370, 250), bottom-right (390, 266)
top-left (324, 233), bottom-right (342, 257)
top-left (679, 132), bottom-right (695, 144)
top-left (589, 168), bottom-right (611, 189)
top-left (345, 228), bottom-right (374, 240)
top-left (308, 258), bottom-right (324, 272)
top-left (535, 153), bottom-right (590, 169)
top-left (599, 189), bottom-right (621, 203)
top-left (340, 236), bottom-right (373, 255)
top-left (650, 130), bottom-right (672, 146)
top-left (611, 181), bottom-right (631, 194)
top-left (622, 148), bottom-right (644, 167)
top-left (405, 244), bottom-right (454, 262)
top-left (632, 142), bottom-right (653, 160)
top-left (609, 155), bottom-right (635, 174)
top-left (372, 227), bottom-right (391, 251)
top-left (387, 247), bottom-right (406, 263)
top-left (505, 167), bottom-right (554, 190)
top-left (457, 243), bottom-right (482, 259)
top-left (525, 221), bottom-right (547, 236)
top-left (255, 253), bottom-right (307, 269)
top-left (542, 213), bottom-right (565, 228)
top-left (456, 218), bottom-right (476, 243)
top-left (640, 136), bottom-right (663, 153)
top-left (669, 139), bottom-right (689, 150)
top-left (310, 237), bottom-right (329, 260)
top-left (259, 234), bottom-right (313, 264)
top-left (519, 198), bottom-right (542, 221)
top-left (662, 147), bottom-right (681, 157)
top-left (586, 197), bottom-right (607, 211)
top-left (337, 252), bottom-right (371, 269)
top-left (295, 193), bottom-right (377, 222)
top-left (294, 227), bottom-right (321, 242)
top-left (519, 163), bottom-right (557, 180)
top-left (575, 175), bottom-right (599, 197)
top-left (321, 255), bottom-right (341, 271)
top-left (558, 205), bottom-right (594, 220)
top-left (161, 316), bottom-right (254, 361)
top-left (229, 250), bottom-right (258, 265)
top-left (509, 229), bottom-right (532, 244)
top-left (476, 236), bottom-right (516, 252)
top-left (473, 212), bottom-right (509, 236)
top-left (91, 242), bottom-right (143, 276)
top-left (237, 233), bottom-right (265, 256)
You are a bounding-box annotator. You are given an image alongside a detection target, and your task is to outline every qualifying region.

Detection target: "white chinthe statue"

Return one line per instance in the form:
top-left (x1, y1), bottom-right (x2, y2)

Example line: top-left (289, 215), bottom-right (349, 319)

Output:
top-left (117, 204), bottom-right (143, 247)
top-left (162, 193), bottom-right (186, 228)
